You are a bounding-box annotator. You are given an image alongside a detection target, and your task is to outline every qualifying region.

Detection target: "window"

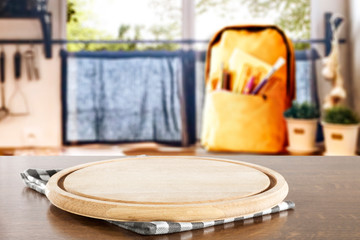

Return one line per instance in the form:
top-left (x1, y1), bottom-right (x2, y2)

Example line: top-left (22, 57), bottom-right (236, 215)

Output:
top-left (67, 0), bottom-right (310, 50)
top-left (67, 0), bottom-right (182, 51)
top-left (195, 0), bottom-right (310, 41)
top-left (64, 0), bottom-right (312, 143)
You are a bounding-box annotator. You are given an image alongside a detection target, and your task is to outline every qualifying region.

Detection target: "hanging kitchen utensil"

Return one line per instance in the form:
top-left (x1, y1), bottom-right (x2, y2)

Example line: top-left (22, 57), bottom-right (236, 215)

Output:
top-left (24, 48), bottom-right (34, 81)
top-left (8, 46), bottom-right (30, 116)
top-left (32, 44), bottom-right (40, 80)
top-left (14, 46), bottom-right (21, 79)
top-left (0, 46), bottom-right (9, 121)
top-left (24, 45), bottom-right (40, 81)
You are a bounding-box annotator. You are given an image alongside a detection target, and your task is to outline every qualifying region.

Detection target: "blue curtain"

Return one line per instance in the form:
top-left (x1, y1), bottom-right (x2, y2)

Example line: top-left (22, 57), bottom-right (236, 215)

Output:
top-left (294, 48), bottom-right (321, 106)
top-left (295, 48), bottom-right (323, 141)
top-left (61, 50), bottom-right (196, 145)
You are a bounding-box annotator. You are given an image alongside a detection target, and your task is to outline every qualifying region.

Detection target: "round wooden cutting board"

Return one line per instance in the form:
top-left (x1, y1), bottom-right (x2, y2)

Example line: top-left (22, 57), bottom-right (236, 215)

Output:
top-left (46, 156), bottom-right (288, 222)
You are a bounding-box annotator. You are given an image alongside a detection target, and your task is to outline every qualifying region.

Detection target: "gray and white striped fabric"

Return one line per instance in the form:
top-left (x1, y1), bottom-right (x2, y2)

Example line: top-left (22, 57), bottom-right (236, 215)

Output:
top-left (21, 168), bottom-right (295, 235)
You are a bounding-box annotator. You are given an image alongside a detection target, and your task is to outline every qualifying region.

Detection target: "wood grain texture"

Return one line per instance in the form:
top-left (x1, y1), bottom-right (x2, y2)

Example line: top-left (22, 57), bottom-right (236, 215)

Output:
top-left (63, 157), bottom-right (270, 203)
top-left (2, 156), bottom-right (360, 240)
top-left (45, 156), bottom-right (288, 222)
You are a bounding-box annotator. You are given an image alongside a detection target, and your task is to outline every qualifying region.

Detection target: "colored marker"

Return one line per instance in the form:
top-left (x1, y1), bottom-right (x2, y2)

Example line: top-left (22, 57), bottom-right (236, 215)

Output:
top-left (251, 57), bottom-right (286, 94)
top-left (242, 76), bottom-right (255, 94)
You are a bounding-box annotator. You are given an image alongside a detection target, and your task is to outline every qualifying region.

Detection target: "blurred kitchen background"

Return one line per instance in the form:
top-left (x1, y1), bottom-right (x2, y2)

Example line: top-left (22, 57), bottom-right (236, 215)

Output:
top-left (0, 0), bottom-right (359, 156)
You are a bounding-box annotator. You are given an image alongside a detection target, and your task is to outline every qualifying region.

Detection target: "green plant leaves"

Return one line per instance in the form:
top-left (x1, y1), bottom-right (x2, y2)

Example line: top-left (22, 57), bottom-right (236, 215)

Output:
top-left (324, 106), bottom-right (360, 124)
top-left (284, 102), bottom-right (320, 119)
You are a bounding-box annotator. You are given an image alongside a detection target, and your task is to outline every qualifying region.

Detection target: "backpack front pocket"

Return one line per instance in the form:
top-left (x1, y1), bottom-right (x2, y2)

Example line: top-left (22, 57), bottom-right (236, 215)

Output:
top-left (201, 90), bottom-right (286, 153)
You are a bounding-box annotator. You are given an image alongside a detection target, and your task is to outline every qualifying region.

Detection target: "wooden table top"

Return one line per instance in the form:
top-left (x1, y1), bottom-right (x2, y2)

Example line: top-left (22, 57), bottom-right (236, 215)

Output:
top-left (1, 155), bottom-right (359, 240)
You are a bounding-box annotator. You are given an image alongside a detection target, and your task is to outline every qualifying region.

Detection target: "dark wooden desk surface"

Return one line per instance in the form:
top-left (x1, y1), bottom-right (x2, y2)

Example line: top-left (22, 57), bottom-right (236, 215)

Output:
top-left (1, 156), bottom-right (360, 240)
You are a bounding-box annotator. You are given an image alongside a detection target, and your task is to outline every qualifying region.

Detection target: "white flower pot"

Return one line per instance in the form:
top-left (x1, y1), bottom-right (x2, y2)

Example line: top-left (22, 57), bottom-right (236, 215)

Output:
top-left (285, 118), bottom-right (318, 154)
top-left (322, 122), bottom-right (359, 156)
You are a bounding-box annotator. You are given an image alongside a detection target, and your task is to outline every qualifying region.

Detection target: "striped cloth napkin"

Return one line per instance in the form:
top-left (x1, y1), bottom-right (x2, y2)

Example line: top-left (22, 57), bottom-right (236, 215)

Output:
top-left (21, 168), bottom-right (295, 235)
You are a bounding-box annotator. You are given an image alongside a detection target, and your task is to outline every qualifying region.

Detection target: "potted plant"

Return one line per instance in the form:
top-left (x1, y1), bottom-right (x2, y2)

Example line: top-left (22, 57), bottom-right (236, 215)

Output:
top-left (284, 102), bottom-right (320, 154)
top-left (322, 106), bottom-right (360, 155)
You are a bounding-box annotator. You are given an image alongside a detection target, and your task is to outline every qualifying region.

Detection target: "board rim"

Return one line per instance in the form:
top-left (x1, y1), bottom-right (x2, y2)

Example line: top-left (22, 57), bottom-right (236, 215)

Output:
top-left (46, 156), bottom-right (288, 222)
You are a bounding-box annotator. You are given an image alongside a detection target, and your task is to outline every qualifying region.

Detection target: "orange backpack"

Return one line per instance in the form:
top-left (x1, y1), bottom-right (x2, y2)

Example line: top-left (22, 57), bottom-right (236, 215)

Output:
top-left (201, 25), bottom-right (295, 153)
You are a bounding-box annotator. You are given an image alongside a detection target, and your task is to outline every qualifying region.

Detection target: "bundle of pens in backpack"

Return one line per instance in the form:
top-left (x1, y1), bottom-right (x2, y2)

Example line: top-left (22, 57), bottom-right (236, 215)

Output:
top-left (217, 49), bottom-right (286, 95)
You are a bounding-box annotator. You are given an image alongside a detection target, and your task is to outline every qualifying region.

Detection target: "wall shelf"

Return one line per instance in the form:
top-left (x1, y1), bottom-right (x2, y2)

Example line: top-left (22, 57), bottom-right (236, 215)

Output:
top-left (0, 11), bottom-right (52, 58)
